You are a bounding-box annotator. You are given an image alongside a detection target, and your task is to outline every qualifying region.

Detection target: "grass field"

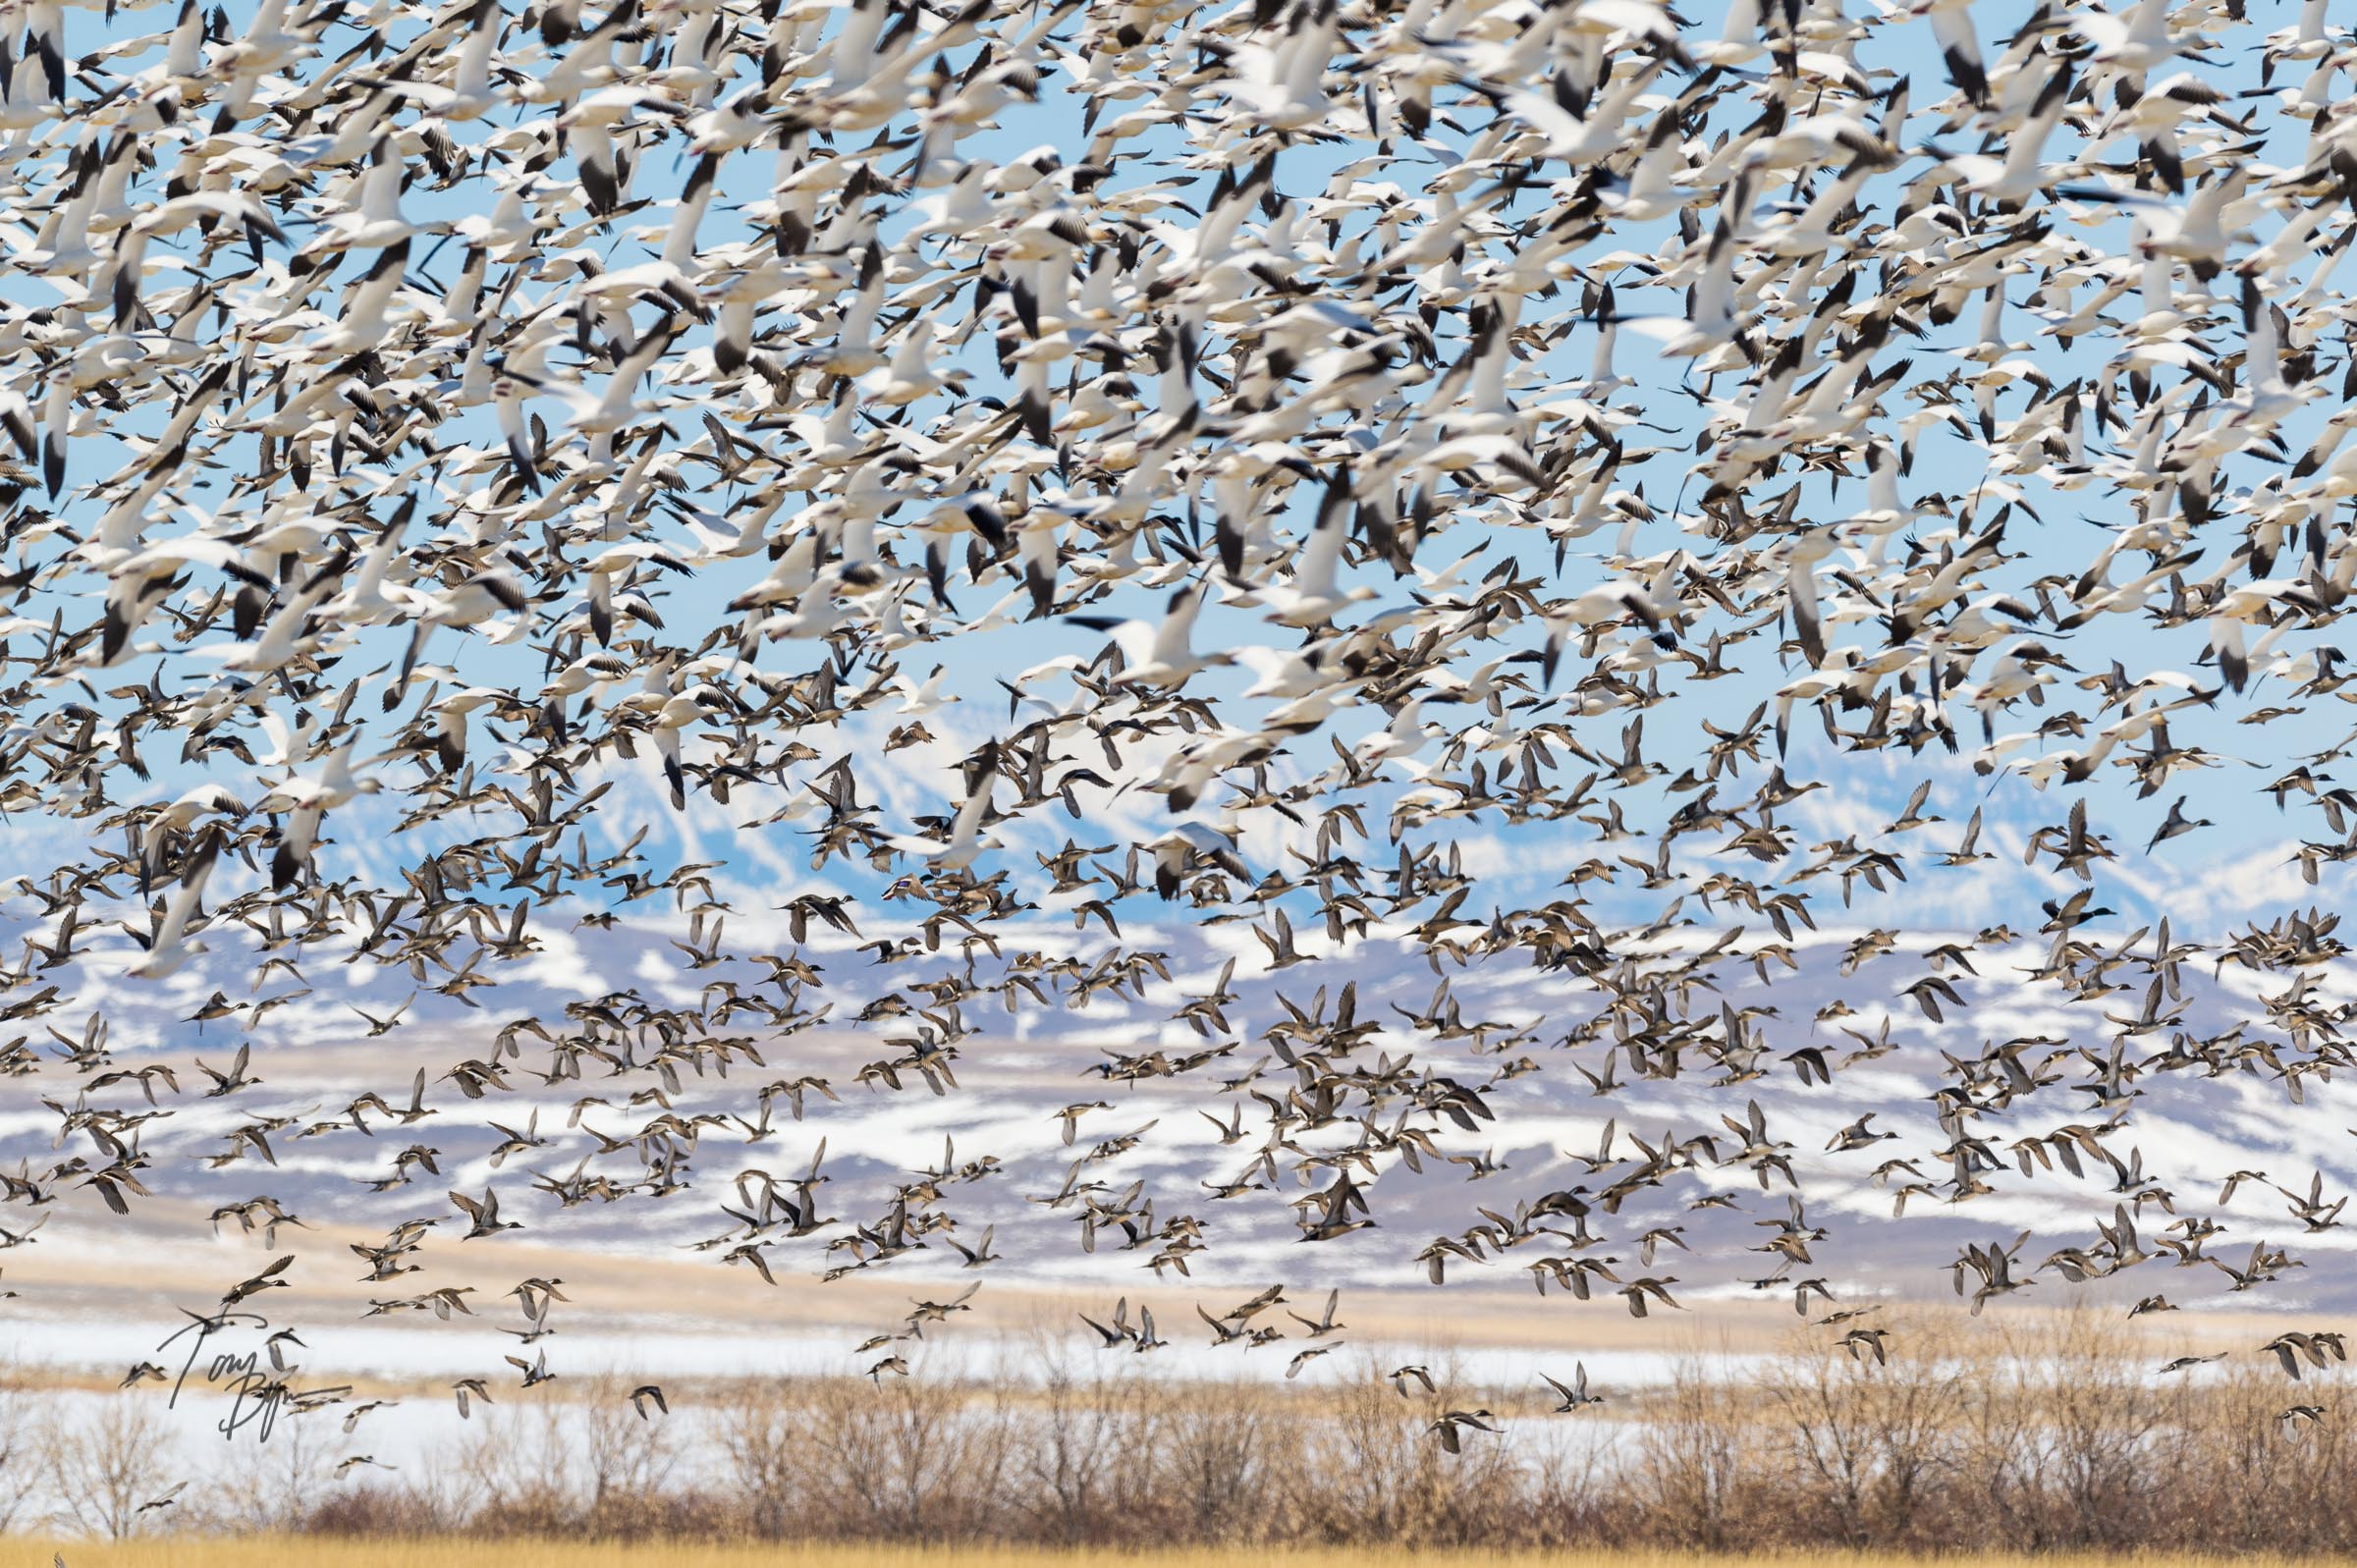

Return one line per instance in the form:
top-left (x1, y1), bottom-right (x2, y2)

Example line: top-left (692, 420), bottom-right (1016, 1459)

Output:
top-left (22, 1546), bottom-right (2323, 1568)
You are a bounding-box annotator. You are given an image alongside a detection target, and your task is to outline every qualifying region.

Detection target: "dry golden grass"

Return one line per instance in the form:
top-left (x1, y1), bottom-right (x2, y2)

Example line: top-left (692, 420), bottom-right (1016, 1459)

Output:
top-left (20, 1544), bottom-right (2330, 1568)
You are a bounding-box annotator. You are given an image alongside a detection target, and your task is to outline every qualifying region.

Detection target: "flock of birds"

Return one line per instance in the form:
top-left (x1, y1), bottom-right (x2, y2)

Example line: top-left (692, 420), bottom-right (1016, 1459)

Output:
top-left (0, 0), bottom-right (2353, 1465)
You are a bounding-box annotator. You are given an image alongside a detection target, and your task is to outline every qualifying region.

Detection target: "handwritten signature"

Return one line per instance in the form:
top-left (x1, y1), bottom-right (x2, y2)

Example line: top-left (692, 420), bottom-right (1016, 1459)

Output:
top-left (155, 1307), bottom-right (297, 1443)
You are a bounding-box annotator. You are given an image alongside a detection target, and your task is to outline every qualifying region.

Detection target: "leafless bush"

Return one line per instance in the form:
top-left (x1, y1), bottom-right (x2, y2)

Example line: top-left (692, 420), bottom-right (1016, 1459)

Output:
top-left (710, 1375), bottom-right (804, 1540)
top-left (1155, 1378), bottom-right (1280, 1544)
top-left (1280, 1354), bottom-right (1526, 1547)
top-left (837, 1363), bottom-right (1014, 1541)
top-left (1630, 1355), bottom-right (1758, 1550)
top-left (1012, 1332), bottom-right (1162, 1544)
top-left (1757, 1312), bottom-right (1969, 1546)
top-left (195, 1404), bottom-right (348, 1534)
top-left (2007, 1306), bottom-right (2160, 1548)
top-left (577, 1371), bottom-right (681, 1537)
top-left (46, 1392), bottom-right (175, 1540)
top-left (471, 1398), bottom-right (577, 1534)
top-left (0, 1359), bottom-right (45, 1533)
top-left (209, 1305), bottom-right (2357, 1555)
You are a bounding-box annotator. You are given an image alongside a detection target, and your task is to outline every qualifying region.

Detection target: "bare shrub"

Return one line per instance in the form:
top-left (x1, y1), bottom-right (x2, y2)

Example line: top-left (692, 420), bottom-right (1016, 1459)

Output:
top-left (839, 1365), bottom-right (1013, 1541)
top-left (1629, 1355), bottom-right (1756, 1550)
top-left (457, 1396), bottom-right (576, 1536)
top-left (0, 1359), bottom-right (46, 1533)
top-left (1758, 1311), bottom-right (1968, 1546)
top-left (1155, 1378), bottom-right (1279, 1544)
top-left (709, 1375), bottom-right (802, 1540)
top-left (577, 1371), bottom-right (680, 1537)
top-left (238, 1303), bottom-right (2357, 1557)
top-left (1283, 1354), bottom-right (1523, 1547)
top-left (195, 1404), bottom-right (347, 1534)
top-left (46, 1393), bottom-right (177, 1540)
top-left (1012, 1332), bottom-right (1159, 1544)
